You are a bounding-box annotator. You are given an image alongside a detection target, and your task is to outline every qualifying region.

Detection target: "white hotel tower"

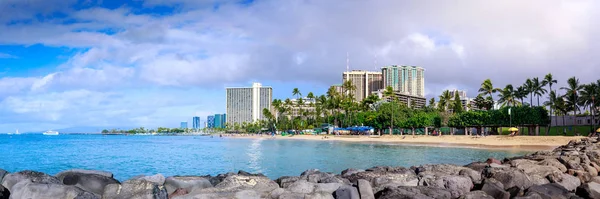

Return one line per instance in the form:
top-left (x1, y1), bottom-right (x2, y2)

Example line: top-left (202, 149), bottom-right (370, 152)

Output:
top-left (226, 83), bottom-right (272, 126)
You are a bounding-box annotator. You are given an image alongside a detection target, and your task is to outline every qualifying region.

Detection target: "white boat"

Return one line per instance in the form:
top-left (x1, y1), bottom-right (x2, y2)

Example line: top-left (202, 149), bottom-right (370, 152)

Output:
top-left (15, 129), bottom-right (20, 135)
top-left (43, 130), bottom-right (59, 135)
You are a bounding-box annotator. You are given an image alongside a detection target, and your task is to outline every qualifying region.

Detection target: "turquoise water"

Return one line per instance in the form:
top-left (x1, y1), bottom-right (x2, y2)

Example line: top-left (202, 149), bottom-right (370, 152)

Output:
top-left (0, 134), bottom-right (530, 181)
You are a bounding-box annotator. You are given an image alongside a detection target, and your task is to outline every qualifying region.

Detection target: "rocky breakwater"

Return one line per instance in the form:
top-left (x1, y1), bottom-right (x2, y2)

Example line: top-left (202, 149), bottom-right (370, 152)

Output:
top-left (4, 138), bottom-right (600, 198)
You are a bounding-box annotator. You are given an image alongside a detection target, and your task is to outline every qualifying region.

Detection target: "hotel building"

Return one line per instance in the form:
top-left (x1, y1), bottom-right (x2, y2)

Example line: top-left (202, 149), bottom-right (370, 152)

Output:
top-left (342, 70), bottom-right (383, 102)
top-left (381, 65), bottom-right (425, 97)
top-left (226, 83), bottom-right (273, 125)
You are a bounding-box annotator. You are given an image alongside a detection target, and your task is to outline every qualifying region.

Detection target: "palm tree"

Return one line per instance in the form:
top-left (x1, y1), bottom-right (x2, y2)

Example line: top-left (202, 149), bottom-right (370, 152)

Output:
top-left (383, 86), bottom-right (395, 134)
top-left (533, 77), bottom-right (547, 106)
top-left (438, 90), bottom-right (451, 112)
top-left (581, 82), bottom-right (599, 133)
top-left (342, 80), bottom-right (356, 101)
top-left (292, 88), bottom-right (302, 100)
top-left (428, 98), bottom-right (436, 109)
top-left (544, 91), bottom-right (560, 135)
top-left (554, 96), bottom-right (568, 135)
top-left (478, 79), bottom-right (500, 109)
top-left (515, 86), bottom-right (528, 106)
top-left (543, 73), bottom-right (558, 93)
top-left (473, 95), bottom-right (486, 110)
top-left (306, 92), bottom-right (315, 125)
top-left (561, 77), bottom-right (582, 134)
top-left (524, 78), bottom-right (535, 106)
top-left (497, 84), bottom-right (517, 107)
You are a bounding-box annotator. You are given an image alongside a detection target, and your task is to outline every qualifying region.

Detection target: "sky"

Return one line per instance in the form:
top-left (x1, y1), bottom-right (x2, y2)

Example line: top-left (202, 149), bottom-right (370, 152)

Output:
top-left (0, 0), bottom-right (599, 132)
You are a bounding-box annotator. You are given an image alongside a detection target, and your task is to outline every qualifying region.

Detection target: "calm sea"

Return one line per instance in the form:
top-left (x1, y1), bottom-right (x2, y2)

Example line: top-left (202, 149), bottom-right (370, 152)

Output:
top-left (0, 134), bottom-right (531, 181)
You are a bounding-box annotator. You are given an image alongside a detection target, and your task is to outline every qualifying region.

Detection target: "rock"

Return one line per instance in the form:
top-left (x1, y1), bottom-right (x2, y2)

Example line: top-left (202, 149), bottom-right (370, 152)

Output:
top-left (183, 174), bottom-right (279, 198)
top-left (164, 176), bottom-right (213, 195)
top-left (314, 183), bottom-right (342, 194)
top-left (287, 180), bottom-right (315, 194)
top-left (570, 169), bottom-right (592, 183)
top-left (1, 170), bottom-right (61, 192)
top-left (238, 170), bottom-right (265, 177)
top-left (460, 191), bottom-right (493, 199)
top-left (591, 176), bottom-right (600, 184)
top-left (506, 186), bottom-right (524, 198)
top-left (525, 183), bottom-right (570, 199)
top-left (538, 159), bottom-right (568, 173)
top-left (269, 188), bottom-right (285, 199)
top-left (420, 175), bottom-right (472, 198)
top-left (345, 167), bottom-right (418, 192)
top-left (276, 176), bottom-right (300, 188)
top-left (555, 173), bottom-right (581, 191)
top-left (357, 179), bottom-right (375, 199)
top-left (481, 179), bottom-right (510, 199)
top-left (486, 158), bottom-right (502, 165)
top-left (60, 172), bottom-right (120, 196)
top-left (0, 184), bottom-right (9, 199)
top-left (301, 169), bottom-right (320, 176)
top-left (56, 169), bottom-right (113, 179)
top-left (320, 175), bottom-right (350, 184)
top-left (306, 192), bottom-right (335, 199)
top-left (459, 168), bottom-right (482, 184)
top-left (277, 192), bottom-right (305, 199)
top-left (375, 186), bottom-right (452, 199)
top-left (341, 169), bottom-right (364, 177)
top-left (0, 169), bottom-right (6, 182)
top-left (334, 185), bottom-right (359, 199)
top-left (464, 162), bottom-right (488, 173)
top-left (168, 188), bottom-right (189, 199)
top-left (10, 180), bottom-right (98, 199)
top-left (102, 179), bottom-right (167, 199)
top-left (133, 174), bottom-right (165, 185)
top-left (209, 172), bottom-right (235, 186)
top-left (514, 193), bottom-right (543, 199)
top-left (584, 164), bottom-right (599, 177)
top-left (576, 182), bottom-right (600, 199)
top-left (492, 169), bottom-right (533, 190)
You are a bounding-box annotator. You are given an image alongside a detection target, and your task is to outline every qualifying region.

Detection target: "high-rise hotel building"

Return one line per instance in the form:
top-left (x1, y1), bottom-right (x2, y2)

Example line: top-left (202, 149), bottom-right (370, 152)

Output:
top-left (381, 65), bottom-right (425, 97)
top-left (342, 70), bottom-right (383, 102)
top-left (226, 83), bottom-right (272, 125)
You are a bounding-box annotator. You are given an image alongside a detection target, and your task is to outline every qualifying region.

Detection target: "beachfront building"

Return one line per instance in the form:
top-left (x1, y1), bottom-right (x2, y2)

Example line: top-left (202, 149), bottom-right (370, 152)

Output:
top-left (281, 97), bottom-right (317, 119)
top-left (207, 115), bottom-right (215, 128)
top-left (213, 114), bottom-right (226, 128)
top-left (381, 65), bottom-right (425, 97)
top-left (192, 116), bottom-right (200, 129)
top-left (373, 89), bottom-right (426, 109)
top-left (226, 82), bottom-right (273, 126)
top-left (180, 122), bottom-right (188, 129)
top-left (342, 70), bottom-right (383, 102)
top-left (551, 115), bottom-right (600, 127)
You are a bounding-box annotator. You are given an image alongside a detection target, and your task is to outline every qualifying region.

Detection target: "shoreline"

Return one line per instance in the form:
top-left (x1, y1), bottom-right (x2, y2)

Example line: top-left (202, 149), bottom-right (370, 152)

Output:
top-left (226, 134), bottom-right (584, 151)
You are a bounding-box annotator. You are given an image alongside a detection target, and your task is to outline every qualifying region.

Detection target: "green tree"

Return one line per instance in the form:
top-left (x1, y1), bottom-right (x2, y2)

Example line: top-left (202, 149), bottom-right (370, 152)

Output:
top-left (533, 77), bottom-right (547, 106)
top-left (497, 84), bottom-right (517, 107)
top-left (478, 79), bottom-right (500, 109)
top-left (452, 91), bottom-right (464, 113)
top-left (524, 78), bottom-right (535, 106)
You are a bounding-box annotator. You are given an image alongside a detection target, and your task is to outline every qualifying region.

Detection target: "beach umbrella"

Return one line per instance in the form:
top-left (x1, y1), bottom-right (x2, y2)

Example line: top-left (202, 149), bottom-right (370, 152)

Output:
top-left (597, 128), bottom-right (600, 133)
top-left (508, 127), bottom-right (519, 132)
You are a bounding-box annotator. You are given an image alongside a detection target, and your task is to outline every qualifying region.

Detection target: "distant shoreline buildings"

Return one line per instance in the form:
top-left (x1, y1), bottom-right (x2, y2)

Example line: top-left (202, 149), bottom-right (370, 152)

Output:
top-left (226, 83), bottom-right (273, 126)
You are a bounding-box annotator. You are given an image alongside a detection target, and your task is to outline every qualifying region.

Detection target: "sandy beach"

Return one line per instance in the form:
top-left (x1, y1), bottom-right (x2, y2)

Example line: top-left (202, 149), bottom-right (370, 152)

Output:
top-left (228, 134), bottom-right (585, 151)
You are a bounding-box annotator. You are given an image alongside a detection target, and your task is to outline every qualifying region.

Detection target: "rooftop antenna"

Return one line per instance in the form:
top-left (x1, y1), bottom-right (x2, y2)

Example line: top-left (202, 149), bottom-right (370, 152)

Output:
top-left (346, 52), bottom-right (349, 73)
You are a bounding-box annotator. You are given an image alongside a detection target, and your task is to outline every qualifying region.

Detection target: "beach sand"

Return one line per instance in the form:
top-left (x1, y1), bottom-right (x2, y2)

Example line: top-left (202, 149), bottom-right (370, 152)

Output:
top-left (228, 134), bottom-right (585, 151)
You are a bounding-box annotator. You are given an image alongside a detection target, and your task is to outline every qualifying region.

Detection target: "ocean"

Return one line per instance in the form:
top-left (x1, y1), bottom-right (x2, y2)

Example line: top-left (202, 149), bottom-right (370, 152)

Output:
top-left (0, 134), bottom-right (530, 181)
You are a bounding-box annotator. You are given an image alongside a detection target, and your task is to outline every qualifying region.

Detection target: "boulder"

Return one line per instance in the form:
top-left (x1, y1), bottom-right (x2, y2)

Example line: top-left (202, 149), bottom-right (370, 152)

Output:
top-left (341, 169), bottom-right (364, 177)
top-left (102, 179), bottom-right (167, 199)
top-left (538, 159), bottom-right (567, 173)
top-left (314, 183), bottom-right (342, 194)
top-left (1, 170), bottom-right (61, 192)
top-left (464, 162), bottom-right (488, 173)
top-left (269, 188), bottom-right (285, 199)
top-left (56, 169), bottom-right (113, 179)
top-left (486, 158), bottom-right (502, 165)
top-left (305, 192), bottom-right (335, 199)
top-left (554, 173), bottom-right (581, 191)
top-left (481, 179), bottom-right (510, 199)
top-left (319, 175), bottom-right (350, 184)
top-left (183, 174), bottom-right (279, 198)
top-left (514, 193), bottom-right (543, 199)
top-left (414, 164), bottom-right (467, 176)
top-left (459, 168), bottom-right (482, 184)
top-left (9, 180), bottom-right (98, 199)
top-left (168, 188), bottom-right (189, 199)
top-left (460, 191), bottom-right (493, 199)
top-left (334, 185), bottom-right (359, 199)
top-left (287, 180), bottom-right (315, 194)
top-left (345, 167), bottom-right (418, 192)
top-left (576, 182), bottom-right (600, 199)
top-left (525, 183), bottom-right (570, 199)
top-left (492, 169), bottom-right (533, 190)
top-left (132, 174), bottom-right (165, 186)
top-left (276, 176), bottom-right (300, 188)
top-left (59, 171), bottom-right (119, 196)
top-left (357, 179), bottom-right (375, 199)
top-left (164, 176), bottom-right (212, 195)
top-left (506, 186), bottom-right (524, 198)
top-left (419, 175), bottom-right (472, 198)
top-left (0, 169), bottom-right (6, 182)
top-left (375, 186), bottom-right (452, 199)
top-left (591, 176), bottom-right (600, 184)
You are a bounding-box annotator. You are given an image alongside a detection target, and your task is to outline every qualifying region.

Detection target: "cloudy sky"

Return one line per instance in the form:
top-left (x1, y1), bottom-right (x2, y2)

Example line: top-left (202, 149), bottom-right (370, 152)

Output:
top-left (0, 0), bottom-right (599, 132)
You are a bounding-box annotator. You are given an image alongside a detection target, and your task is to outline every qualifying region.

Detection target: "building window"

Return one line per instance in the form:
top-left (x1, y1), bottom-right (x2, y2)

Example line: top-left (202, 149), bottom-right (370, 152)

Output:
top-left (588, 119), bottom-right (591, 124)
top-left (577, 120), bottom-right (582, 124)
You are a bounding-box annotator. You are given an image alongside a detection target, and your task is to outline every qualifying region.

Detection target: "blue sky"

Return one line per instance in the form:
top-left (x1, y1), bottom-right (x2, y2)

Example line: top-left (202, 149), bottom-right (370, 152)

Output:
top-left (1, 0), bottom-right (599, 132)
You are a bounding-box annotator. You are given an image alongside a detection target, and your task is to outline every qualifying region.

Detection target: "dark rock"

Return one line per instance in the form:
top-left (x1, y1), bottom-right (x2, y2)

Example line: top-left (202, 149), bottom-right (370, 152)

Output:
top-left (576, 182), bottom-right (600, 199)
top-left (514, 193), bottom-right (543, 199)
top-left (320, 175), bottom-right (350, 184)
top-left (56, 169), bottom-right (113, 178)
top-left (550, 173), bottom-right (581, 191)
top-left (183, 174), bottom-right (279, 198)
top-left (334, 185), bottom-right (359, 199)
top-left (208, 172), bottom-right (234, 186)
top-left (492, 169), bottom-right (533, 190)
top-left (238, 170), bottom-right (265, 177)
top-left (168, 188), bottom-right (189, 199)
top-left (301, 169), bottom-right (321, 176)
top-left (345, 167), bottom-right (418, 192)
top-left (486, 158), bottom-right (502, 165)
top-left (481, 179), bottom-right (510, 199)
top-left (460, 191), bottom-right (493, 199)
top-left (459, 168), bottom-right (482, 184)
top-left (276, 176), bottom-right (301, 188)
top-left (59, 172), bottom-right (119, 196)
top-left (525, 183), bottom-right (570, 199)
top-left (357, 179), bottom-right (375, 199)
top-left (464, 162), bottom-right (488, 173)
top-left (306, 192), bottom-right (335, 199)
top-left (506, 186), bottom-right (524, 198)
top-left (375, 186), bottom-right (452, 199)
top-left (164, 176), bottom-right (213, 195)
top-left (102, 179), bottom-right (167, 199)
top-left (1, 170), bottom-right (61, 192)
top-left (0, 169), bottom-right (6, 183)
top-left (0, 184), bottom-right (8, 199)
top-left (10, 180), bottom-right (98, 199)
top-left (419, 175), bottom-right (472, 198)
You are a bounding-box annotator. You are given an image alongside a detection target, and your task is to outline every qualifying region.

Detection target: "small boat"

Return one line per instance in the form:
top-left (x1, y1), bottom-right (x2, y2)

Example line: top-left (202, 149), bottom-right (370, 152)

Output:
top-left (43, 130), bottom-right (59, 136)
top-left (15, 129), bottom-right (20, 135)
